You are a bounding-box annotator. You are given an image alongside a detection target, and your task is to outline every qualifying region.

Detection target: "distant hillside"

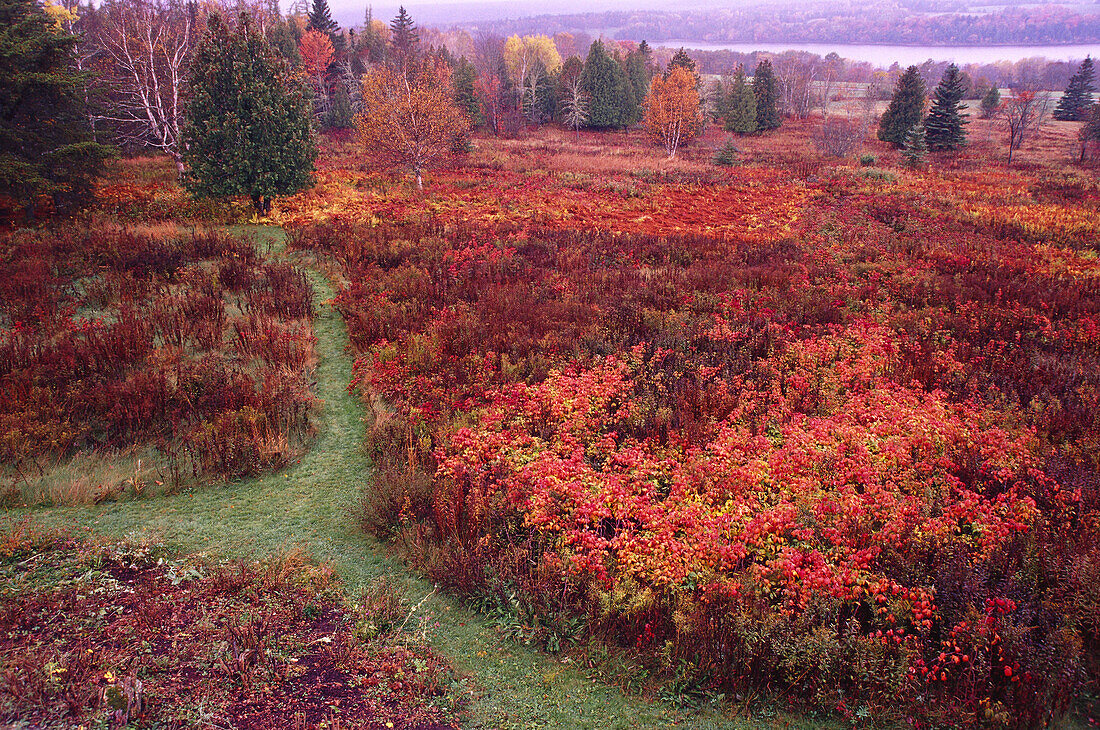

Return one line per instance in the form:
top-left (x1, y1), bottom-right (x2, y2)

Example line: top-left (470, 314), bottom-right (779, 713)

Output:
top-left (463, 1), bottom-right (1100, 46)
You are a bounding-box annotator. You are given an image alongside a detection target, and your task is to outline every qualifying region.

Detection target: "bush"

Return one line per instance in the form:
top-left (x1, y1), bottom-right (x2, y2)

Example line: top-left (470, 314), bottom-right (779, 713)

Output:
top-left (712, 139), bottom-right (740, 166)
top-left (859, 153), bottom-right (878, 166)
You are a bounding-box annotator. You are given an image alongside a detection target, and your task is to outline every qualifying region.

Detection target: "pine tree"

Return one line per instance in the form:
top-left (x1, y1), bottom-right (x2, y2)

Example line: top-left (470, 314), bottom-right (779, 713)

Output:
top-left (667, 47), bottom-right (697, 78)
top-left (580, 40), bottom-right (633, 130)
top-left (980, 86), bottom-right (1001, 119)
top-left (752, 59), bottom-right (781, 131)
top-left (925, 63), bottom-right (968, 151)
top-left (0, 0), bottom-right (113, 215)
top-left (307, 0), bottom-right (337, 35)
top-left (389, 6), bottom-right (419, 69)
top-left (902, 124), bottom-right (927, 166)
top-left (725, 68), bottom-right (757, 134)
top-left (878, 65), bottom-right (926, 147)
top-left (1054, 56), bottom-right (1096, 121)
top-left (184, 13), bottom-right (316, 213)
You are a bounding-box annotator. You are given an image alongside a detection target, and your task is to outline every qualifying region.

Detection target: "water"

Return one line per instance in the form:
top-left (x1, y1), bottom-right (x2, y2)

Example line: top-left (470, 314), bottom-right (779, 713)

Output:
top-left (655, 41), bottom-right (1100, 67)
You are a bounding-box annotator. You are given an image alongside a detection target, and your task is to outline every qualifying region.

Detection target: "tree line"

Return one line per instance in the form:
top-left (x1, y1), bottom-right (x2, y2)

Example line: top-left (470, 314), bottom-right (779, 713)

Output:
top-left (2, 0), bottom-right (1097, 217)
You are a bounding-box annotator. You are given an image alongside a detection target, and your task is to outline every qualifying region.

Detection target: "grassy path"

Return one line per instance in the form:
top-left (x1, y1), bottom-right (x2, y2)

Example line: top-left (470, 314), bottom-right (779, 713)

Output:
top-left (6, 227), bottom-right (811, 730)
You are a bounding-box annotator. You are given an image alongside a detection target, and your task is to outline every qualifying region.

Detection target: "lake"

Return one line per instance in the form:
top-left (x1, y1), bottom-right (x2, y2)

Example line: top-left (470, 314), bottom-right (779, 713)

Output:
top-left (654, 41), bottom-right (1100, 67)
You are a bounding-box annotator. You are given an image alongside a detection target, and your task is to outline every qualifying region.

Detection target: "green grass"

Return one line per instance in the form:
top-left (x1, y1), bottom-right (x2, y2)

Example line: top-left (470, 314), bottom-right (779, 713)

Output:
top-left (3, 226), bottom-right (832, 729)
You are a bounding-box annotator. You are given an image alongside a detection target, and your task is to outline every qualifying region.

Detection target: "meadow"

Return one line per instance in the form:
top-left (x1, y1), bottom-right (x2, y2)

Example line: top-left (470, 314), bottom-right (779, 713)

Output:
top-left (285, 115), bottom-right (1100, 727)
top-left (3, 111), bottom-right (1099, 728)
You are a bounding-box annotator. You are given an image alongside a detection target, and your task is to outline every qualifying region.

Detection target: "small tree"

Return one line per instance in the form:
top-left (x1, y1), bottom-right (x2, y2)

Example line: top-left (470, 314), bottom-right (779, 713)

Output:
top-left (980, 86), bottom-right (1001, 119)
top-left (561, 75), bottom-right (589, 142)
top-left (328, 81), bottom-right (354, 129)
top-left (184, 13), bottom-right (316, 213)
top-left (299, 29), bottom-right (335, 120)
top-left (814, 116), bottom-right (865, 158)
top-left (902, 124), bottom-right (927, 166)
top-left (725, 68), bottom-right (757, 134)
top-left (1053, 57), bottom-right (1096, 122)
top-left (0, 0), bottom-right (112, 214)
top-left (753, 59), bottom-right (781, 131)
top-left (1079, 103), bottom-right (1100, 162)
top-left (1003, 89), bottom-right (1052, 163)
top-left (356, 60), bottom-right (468, 189)
top-left (925, 63), bottom-right (969, 151)
top-left (643, 65), bottom-right (702, 158)
top-left (878, 66), bottom-right (926, 147)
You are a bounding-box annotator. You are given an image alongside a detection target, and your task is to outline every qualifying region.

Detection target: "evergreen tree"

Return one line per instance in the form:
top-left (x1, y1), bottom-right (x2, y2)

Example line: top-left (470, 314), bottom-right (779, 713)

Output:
top-left (361, 6), bottom-right (388, 64)
top-left (625, 45), bottom-right (654, 117)
top-left (0, 0), bottom-right (113, 214)
top-left (924, 63), bottom-right (968, 151)
top-left (327, 81), bottom-right (354, 129)
top-left (709, 77), bottom-right (731, 123)
top-left (725, 68), bottom-right (757, 134)
top-left (878, 65), bottom-right (927, 147)
top-left (389, 6), bottom-right (419, 69)
top-left (1054, 56), bottom-right (1096, 121)
top-left (580, 40), bottom-right (633, 129)
top-left (980, 85), bottom-right (1001, 119)
top-left (268, 19), bottom-right (302, 65)
top-left (184, 13), bottom-right (316, 214)
top-left (307, 0), bottom-right (337, 35)
top-left (902, 124), bottom-right (927, 166)
top-left (752, 59), bottom-right (780, 131)
top-left (1079, 102), bottom-right (1100, 161)
top-left (667, 47), bottom-right (697, 78)
top-left (453, 57), bottom-right (484, 127)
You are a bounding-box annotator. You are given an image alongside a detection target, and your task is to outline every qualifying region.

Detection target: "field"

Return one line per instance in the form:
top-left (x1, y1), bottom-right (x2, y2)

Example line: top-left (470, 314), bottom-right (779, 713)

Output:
top-left (4, 112), bottom-right (1100, 728)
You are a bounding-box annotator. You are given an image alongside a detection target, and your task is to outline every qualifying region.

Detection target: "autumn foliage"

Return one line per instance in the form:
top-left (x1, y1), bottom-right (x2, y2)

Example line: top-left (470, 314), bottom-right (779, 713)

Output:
top-left (0, 225), bottom-right (316, 500)
top-left (355, 60), bottom-right (469, 189)
top-left (287, 129), bottom-right (1100, 725)
top-left (643, 66), bottom-right (703, 158)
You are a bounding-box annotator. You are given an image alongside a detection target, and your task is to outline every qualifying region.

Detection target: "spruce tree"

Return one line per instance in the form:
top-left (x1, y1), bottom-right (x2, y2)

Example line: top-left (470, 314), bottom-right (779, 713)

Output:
top-left (878, 66), bottom-right (926, 147)
top-left (389, 6), bottom-right (419, 69)
top-left (980, 85), bottom-right (1001, 119)
top-left (1054, 56), bottom-right (1096, 121)
top-left (725, 68), bottom-right (757, 134)
top-left (307, 0), bottom-right (337, 35)
top-left (580, 40), bottom-right (633, 130)
top-left (453, 57), bottom-right (483, 126)
top-left (902, 124), bottom-right (927, 166)
top-left (184, 13), bottom-right (316, 214)
top-left (0, 0), bottom-right (113, 214)
top-left (752, 59), bottom-right (781, 131)
top-left (925, 63), bottom-right (968, 151)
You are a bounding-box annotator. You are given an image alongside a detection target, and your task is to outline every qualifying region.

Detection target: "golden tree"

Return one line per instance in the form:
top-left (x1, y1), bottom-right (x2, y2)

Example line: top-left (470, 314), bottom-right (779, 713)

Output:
top-left (502, 34), bottom-right (561, 118)
top-left (356, 60), bottom-right (468, 189)
top-left (643, 65), bottom-right (702, 158)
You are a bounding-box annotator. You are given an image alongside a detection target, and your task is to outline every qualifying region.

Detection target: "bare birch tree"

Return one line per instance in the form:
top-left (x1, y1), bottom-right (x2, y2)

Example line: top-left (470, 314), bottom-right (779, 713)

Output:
top-left (97, 0), bottom-right (196, 174)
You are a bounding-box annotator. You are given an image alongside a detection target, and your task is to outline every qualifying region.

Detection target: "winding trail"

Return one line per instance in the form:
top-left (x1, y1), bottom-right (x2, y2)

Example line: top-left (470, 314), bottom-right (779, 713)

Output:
top-left (9, 227), bottom-right (789, 729)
